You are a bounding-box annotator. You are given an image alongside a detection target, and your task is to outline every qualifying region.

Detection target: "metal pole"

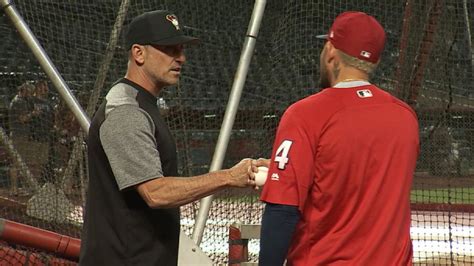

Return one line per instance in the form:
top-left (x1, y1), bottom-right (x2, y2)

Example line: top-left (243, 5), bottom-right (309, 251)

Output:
top-left (1, 0), bottom-right (90, 133)
top-left (86, 0), bottom-right (130, 116)
top-left (462, 0), bottom-right (473, 94)
top-left (192, 0), bottom-right (267, 245)
top-left (395, 0), bottom-right (412, 99)
top-left (463, 0), bottom-right (472, 58)
top-left (0, 127), bottom-right (38, 192)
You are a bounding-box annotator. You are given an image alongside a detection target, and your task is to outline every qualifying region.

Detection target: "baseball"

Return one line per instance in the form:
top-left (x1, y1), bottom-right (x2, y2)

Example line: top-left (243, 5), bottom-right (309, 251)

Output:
top-left (255, 166), bottom-right (268, 186)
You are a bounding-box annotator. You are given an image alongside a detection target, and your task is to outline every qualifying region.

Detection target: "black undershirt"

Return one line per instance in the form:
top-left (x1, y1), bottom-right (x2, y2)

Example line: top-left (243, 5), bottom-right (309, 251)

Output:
top-left (259, 203), bottom-right (301, 266)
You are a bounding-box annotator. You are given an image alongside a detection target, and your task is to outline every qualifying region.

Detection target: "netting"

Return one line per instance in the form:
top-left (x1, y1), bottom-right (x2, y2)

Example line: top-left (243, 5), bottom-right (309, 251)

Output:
top-left (0, 0), bottom-right (473, 265)
top-left (0, 242), bottom-right (76, 265)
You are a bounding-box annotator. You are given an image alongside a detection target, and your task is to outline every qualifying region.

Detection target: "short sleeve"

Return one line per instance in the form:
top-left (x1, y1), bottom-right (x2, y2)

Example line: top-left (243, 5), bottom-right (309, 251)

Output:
top-left (100, 104), bottom-right (163, 190)
top-left (260, 107), bottom-right (316, 211)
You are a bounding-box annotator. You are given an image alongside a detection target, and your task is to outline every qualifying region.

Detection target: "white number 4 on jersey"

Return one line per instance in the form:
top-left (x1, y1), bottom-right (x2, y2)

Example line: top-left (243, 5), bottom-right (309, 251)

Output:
top-left (275, 140), bottom-right (293, 169)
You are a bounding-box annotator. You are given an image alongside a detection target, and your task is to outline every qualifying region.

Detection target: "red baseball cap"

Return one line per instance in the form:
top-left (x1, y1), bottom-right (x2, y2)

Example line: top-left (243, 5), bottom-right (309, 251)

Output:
top-left (317, 11), bottom-right (386, 64)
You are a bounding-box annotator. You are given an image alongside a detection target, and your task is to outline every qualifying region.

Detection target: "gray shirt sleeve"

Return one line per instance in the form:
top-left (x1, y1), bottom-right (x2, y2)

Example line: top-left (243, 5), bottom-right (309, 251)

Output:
top-left (100, 104), bottom-right (164, 190)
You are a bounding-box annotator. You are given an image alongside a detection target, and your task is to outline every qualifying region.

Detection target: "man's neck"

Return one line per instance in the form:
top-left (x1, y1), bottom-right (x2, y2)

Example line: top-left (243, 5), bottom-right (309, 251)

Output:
top-left (125, 71), bottom-right (163, 97)
top-left (331, 67), bottom-right (369, 86)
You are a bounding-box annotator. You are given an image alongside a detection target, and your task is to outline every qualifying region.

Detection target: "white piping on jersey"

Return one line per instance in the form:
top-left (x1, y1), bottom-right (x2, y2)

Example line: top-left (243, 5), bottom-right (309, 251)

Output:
top-left (333, 80), bottom-right (371, 88)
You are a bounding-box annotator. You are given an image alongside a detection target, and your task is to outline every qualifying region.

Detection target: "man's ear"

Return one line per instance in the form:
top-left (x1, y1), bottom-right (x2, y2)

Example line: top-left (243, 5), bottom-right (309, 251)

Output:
top-left (130, 44), bottom-right (146, 65)
top-left (325, 42), bottom-right (337, 65)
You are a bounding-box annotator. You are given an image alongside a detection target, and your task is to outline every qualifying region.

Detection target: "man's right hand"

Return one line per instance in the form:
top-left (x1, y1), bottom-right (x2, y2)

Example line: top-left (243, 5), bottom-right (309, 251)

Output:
top-left (256, 158), bottom-right (270, 168)
top-left (226, 158), bottom-right (257, 188)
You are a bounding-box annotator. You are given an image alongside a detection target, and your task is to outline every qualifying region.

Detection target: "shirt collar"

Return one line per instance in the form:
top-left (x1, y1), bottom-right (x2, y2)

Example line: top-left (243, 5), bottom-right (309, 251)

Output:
top-left (334, 80), bottom-right (371, 88)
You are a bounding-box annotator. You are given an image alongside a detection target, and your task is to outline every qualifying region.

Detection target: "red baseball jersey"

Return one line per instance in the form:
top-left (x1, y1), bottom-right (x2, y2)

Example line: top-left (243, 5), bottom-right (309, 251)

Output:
top-left (260, 83), bottom-right (419, 265)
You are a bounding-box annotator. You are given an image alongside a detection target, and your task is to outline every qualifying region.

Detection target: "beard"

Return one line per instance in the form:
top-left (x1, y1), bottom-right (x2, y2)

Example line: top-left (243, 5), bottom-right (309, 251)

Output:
top-left (318, 45), bottom-right (331, 89)
top-left (319, 63), bottom-right (331, 89)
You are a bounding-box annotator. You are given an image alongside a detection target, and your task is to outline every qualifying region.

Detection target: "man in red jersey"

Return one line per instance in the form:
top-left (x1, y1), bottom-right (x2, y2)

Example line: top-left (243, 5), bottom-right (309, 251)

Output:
top-left (258, 11), bottom-right (419, 265)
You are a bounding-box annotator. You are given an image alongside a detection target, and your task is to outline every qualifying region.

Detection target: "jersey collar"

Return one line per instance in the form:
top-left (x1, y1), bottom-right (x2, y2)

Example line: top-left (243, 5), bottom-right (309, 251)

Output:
top-left (334, 80), bottom-right (371, 88)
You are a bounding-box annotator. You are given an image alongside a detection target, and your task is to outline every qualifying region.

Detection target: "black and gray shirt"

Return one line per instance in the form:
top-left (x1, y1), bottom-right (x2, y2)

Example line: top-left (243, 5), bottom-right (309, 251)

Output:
top-left (80, 78), bottom-right (180, 266)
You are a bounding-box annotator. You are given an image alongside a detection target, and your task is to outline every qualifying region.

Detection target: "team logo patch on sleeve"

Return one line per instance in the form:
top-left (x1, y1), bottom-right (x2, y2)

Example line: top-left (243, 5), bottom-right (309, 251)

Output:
top-left (357, 89), bottom-right (373, 98)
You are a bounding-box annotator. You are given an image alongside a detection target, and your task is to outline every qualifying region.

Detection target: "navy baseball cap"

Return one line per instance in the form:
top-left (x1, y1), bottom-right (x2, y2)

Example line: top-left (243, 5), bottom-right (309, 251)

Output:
top-left (125, 10), bottom-right (199, 49)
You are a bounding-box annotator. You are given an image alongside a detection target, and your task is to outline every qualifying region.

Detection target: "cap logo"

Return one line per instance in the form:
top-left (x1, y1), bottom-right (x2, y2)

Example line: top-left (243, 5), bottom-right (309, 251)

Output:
top-left (329, 31), bottom-right (334, 38)
top-left (166, 14), bottom-right (180, 30)
top-left (360, 50), bottom-right (371, 58)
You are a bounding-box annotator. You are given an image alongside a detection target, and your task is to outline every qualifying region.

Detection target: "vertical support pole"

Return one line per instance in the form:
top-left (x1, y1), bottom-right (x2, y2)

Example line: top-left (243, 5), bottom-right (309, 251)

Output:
top-left (86, 0), bottom-right (131, 116)
top-left (407, 0), bottom-right (443, 106)
top-left (192, 0), bottom-right (267, 245)
top-left (395, 0), bottom-right (413, 99)
top-left (462, 0), bottom-right (473, 95)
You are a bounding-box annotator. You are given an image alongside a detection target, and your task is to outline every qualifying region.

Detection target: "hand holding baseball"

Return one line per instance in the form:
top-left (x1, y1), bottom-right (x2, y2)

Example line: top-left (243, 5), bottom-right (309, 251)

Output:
top-left (255, 166), bottom-right (268, 186)
top-left (253, 158), bottom-right (270, 189)
top-left (226, 158), bottom-right (257, 188)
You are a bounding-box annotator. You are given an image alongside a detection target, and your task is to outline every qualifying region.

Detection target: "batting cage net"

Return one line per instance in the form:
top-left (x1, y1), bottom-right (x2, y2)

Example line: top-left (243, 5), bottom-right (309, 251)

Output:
top-left (0, 0), bottom-right (473, 264)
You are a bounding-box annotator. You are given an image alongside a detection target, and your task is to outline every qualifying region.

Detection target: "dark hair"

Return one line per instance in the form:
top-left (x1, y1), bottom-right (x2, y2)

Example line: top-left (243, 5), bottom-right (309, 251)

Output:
top-left (36, 80), bottom-right (48, 87)
top-left (17, 81), bottom-right (34, 93)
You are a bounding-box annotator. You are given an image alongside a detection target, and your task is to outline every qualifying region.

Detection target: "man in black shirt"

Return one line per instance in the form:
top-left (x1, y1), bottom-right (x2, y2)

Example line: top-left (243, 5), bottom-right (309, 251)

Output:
top-left (80, 10), bottom-right (260, 265)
